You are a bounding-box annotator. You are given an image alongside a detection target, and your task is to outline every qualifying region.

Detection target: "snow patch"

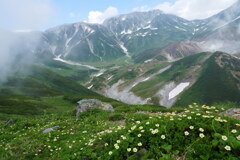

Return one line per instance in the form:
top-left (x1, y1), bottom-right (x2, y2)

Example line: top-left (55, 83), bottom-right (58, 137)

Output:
top-left (174, 26), bottom-right (187, 31)
top-left (54, 55), bottom-right (99, 70)
top-left (120, 29), bottom-right (132, 35)
top-left (86, 39), bottom-right (94, 54)
top-left (107, 75), bottom-right (113, 80)
top-left (88, 85), bottom-right (93, 89)
top-left (118, 41), bottom-right (130, 57)
top-left (144, 59), bottom-right (153, 63)
top-left (143, 25), bottom-right (151, 29)
top-left (92, 69), bottom-right (105, 77)
top-left (168, 82), bottom-right (190, 100)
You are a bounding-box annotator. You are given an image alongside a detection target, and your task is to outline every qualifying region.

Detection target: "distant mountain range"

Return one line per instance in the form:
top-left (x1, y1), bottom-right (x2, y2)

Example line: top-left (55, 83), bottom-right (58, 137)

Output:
top-left (1, 0), bottom-right (240, 108)
top-left (24, 0), bottom-right (240, 63)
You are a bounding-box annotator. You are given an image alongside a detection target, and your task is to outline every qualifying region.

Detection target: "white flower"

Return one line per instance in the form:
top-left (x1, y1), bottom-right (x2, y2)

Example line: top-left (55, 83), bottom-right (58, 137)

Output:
top-left (127, 148), bottom-right (131, 152)
top-left (222, 136), bottom-right (228, 141)
top-left (184, 131), bottom-right (190, 136)
top-left (115, 145), bottom-right (119, 149)
top-left (224, 145), bottom-right (231, 151)
top-left (199, 133), bottom-right (205, 138)
top-left (199, 128), bottom-right (204, 132)
top-left (231, 129), bottom-right (237, 133)
top-left (237, 135), bottom-right (240, 140)
top-left (161, 135), bottom-right (166, 139)
top-left (131, 126), bottom-right (136, 130)
top-left (189, 126), bottom-right (194, 130)
top-left (138, 134), bottom-right (142, 137)
top-left (117, 140), bottom-right (121, 143)
top-left (155, 124), bottom-right (160, 127)
top-left (138, 142), bottom-right (142, 146)
top-left (133, 148), bottom-right (138, 152)
top-left (139, 126), bottom-right (143, 130)
top-left (109, 151), bottom-right (113, 155)
top-left (151, 129), bottom-right (158, 134)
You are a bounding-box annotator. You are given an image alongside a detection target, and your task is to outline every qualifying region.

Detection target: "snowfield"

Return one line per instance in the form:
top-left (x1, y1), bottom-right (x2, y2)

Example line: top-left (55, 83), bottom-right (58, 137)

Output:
top-left (168, 82), bottom-right (190, 100)
top-left (54, 55), bottom-right (99, 70)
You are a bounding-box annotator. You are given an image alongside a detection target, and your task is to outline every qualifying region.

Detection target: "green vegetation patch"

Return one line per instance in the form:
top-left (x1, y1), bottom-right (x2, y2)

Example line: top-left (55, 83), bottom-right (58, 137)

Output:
top-left (175, 52), bottom-right (240, 107)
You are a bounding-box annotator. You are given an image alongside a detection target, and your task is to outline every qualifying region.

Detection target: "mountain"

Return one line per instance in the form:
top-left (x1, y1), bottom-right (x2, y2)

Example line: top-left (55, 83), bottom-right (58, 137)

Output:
top-left (43, 23), bottom-right (128, 62)
top-left (194, 0), bottom-right (240, 54)
top-left (87, 52), bottom-right (240, 107)
top-left (175, 52), bottom-right (240, 106)
top-left (193, 0), bottom-right (240, 35)
top-left (36, 10), bottom-right (197, 63)
top-left (132, 40), bottom-right (203, 63)
top-left (2, 1), bottom-right (240, 110)
top-left (103, 10), bottom-right (195, 54)
top-left (35, 0), bottom-right (240, 64)
top-left (6, 0), bottom-right (239, 65)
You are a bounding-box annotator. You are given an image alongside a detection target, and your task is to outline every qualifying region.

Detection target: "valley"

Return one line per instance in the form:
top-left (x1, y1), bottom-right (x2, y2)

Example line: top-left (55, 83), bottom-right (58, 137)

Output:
top-left (1, 1), bottom-right (240, 160)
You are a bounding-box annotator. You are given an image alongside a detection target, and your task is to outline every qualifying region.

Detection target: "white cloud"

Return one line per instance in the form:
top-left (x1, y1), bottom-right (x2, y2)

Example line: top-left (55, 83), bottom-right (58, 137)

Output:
top-left (0, 0), bottom-right (56, 30)
top-left (88, 6), bottom-right (119, 24)
top-left (155, 0), bottom-right (237, 20)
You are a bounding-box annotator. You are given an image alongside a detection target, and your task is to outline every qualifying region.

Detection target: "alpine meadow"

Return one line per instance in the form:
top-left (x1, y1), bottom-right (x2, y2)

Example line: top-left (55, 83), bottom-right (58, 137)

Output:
top-left (0, 0), bottom-right (240, 160)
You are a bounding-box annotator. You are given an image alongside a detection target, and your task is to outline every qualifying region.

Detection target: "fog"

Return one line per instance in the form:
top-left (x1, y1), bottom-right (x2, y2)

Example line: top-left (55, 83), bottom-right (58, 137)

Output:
top-left (0, 30), bottom-right (44, 83)
top-left (0, 0), bottom-right (56, 84)
top-left (201, 1), bottom-right (240, 54)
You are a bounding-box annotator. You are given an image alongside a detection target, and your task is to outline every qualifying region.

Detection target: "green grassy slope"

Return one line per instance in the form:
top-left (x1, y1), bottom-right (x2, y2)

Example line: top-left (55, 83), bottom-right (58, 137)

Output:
top-left (0, 103), bottom-right (239, 160)
top-left (0, 65), bottom-right (100, 115)
top-left (132, 53), bottom-right (208, 98)
top-left (175, 52), bottom-right (240, 107)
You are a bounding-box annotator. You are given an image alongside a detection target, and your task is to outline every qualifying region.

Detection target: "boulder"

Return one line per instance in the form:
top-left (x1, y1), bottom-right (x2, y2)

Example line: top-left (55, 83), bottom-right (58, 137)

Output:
top-left (127, 148), bottom-right (147, 160)
top-left (42, 126), bottom-right (60, 134)
top-left (6, 120), bottom-right (15, 126)
top-left (221, 108), bottom-right (240, 120)
top-left (76, 99), bottom-right (114, 118)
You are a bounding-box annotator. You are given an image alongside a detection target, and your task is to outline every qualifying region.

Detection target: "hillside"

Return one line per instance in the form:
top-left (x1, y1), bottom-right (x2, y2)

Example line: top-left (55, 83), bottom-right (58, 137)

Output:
top-left (175, 52), bottom-right (240, 106)
top-left (0, 103), bottom-right (239, 159)
top-left (0, 65), bottom-right (100, 115)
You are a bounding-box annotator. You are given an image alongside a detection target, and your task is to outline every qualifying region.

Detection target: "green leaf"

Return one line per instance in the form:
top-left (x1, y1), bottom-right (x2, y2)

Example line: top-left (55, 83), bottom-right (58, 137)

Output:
top-left (212, 140), bottom-right (219, 147)
top-left (161, 144), bottom-right (172, 152)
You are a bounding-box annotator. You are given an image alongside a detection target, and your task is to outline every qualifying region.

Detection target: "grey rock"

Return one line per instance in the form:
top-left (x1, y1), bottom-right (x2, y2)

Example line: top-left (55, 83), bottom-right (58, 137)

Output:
top-left (127, 148), bottom-right (147, 160)
top-left (76, 99), bottom-right (114, 118)
top-left (6, 120), bottom-right (15, 126)
top-left (221, 108), bottom-right (240, 120)
top-left (42, 126), bottom-right (60, 134)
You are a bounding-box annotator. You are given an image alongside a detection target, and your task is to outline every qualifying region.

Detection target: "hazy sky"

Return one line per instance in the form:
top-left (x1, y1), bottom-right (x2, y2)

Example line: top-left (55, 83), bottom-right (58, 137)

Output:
top-left (0, 0), bottom-right (237, 31)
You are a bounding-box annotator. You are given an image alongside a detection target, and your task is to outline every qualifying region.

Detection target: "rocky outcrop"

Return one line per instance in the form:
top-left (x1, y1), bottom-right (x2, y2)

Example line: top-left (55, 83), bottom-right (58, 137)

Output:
top-left (6, 120), bottom-right (15, 126)
top-left (76, 99), bottom-right (114, 118)
top-left (42, 126), bottom-right (60, 133)
top-left (221, 108), bottom-right (240, 120)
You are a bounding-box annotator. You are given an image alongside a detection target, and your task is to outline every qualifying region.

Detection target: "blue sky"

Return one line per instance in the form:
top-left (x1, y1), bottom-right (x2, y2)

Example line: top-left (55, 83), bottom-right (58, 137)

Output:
top-left (51, 0), bottom-right (175, 27)
top-left (0, 0), bottom-right (237, 31)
